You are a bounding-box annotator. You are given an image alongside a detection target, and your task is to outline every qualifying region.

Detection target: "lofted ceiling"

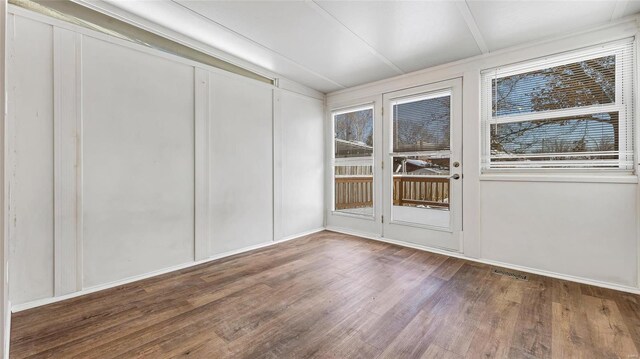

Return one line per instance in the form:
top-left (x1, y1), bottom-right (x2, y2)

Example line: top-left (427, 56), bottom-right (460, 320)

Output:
top-left (86, 0), bottom-right (640, 93)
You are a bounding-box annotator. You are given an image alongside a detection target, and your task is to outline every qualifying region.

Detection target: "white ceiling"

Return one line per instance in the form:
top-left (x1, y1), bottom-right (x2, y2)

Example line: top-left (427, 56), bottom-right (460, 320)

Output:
top-left (92, 0), bottom-right (640, 93)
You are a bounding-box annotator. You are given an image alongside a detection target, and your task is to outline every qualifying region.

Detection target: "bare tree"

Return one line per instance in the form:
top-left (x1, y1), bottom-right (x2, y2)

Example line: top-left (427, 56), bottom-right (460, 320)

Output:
top-left (491, 55), bottom-right (618, 157)
top-left (335, 110), bottom-right (373, 146)
top-left (394, 96), bottom-right (450, 152)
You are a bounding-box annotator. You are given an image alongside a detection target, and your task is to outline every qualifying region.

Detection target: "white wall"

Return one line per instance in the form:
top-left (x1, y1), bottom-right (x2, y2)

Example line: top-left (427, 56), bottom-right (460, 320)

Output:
top-left (480, 181), bottom-right (638, 287)
top-left (81, 36), bottom-right (196, 288)
top-left (7, 8), bottom-right (325, 308)
top-left (279, 91), bottom-right (325, 238)
top-left (326, 18), bottom-right (640, 291)
top-left (7, 15), bottom-right (54, 304)
top-left (208, 72), bottom-right (274, 255)
top-left (1, 0), bottom-right (8, 356)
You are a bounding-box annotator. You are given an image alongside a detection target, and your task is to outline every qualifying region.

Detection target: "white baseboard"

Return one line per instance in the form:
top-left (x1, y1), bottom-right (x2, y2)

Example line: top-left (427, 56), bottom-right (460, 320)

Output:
top-left (281, 227), bottom-right (325, 242)
top-left (4, 301), bottom-right (9, 359)
top-left (11, 228), bottom-right (325, 313)
top-left (326, 226), bottom-right (640, 295)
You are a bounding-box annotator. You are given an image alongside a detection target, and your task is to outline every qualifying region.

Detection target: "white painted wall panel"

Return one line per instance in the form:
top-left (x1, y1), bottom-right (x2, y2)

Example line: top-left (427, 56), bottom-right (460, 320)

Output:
top-left (81, 36), bottom-right (195, 288)
top-left (7, 16), bottom-right (55, 304)
top-left (480, 181), bottom-right (637, 287)
top-left (7, 10), bottom-right (325, 309)
top-left (280, 92), bottom-right (324, 238)
top-left (209, 73), bottom-right (273, 254)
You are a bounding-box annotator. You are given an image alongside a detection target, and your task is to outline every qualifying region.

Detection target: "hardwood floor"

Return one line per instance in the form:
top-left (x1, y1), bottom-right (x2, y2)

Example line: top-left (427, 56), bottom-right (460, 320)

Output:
top-left (10, 231), bottom-right (640, 358)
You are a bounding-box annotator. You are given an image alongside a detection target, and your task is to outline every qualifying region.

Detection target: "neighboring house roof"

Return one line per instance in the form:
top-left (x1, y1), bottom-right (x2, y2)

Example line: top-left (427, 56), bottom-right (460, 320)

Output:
top-left (335, 139), bottom-right (373, 158)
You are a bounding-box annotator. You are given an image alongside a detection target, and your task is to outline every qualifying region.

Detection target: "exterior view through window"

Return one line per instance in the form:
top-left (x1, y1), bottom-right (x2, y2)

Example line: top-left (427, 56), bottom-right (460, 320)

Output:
top-left (392, 92), bottom-right (452, 215)
top-left (333, 106), bottom-right (374, 216)
top-left (482, 40), bottom-right (634, 171)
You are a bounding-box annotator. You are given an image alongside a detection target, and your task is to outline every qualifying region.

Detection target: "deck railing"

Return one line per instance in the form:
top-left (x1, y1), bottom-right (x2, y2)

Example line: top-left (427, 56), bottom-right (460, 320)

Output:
top-left (393, 176), bottom-right (449, 209)
top-left (334, 176), bottom-right (373, 210)
top-left (334, 176), bottom-right (450, 210)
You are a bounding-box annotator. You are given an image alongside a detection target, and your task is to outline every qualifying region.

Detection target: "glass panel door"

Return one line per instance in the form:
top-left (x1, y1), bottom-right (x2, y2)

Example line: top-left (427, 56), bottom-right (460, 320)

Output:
top-left (383, 79), bottom-right (462, 250)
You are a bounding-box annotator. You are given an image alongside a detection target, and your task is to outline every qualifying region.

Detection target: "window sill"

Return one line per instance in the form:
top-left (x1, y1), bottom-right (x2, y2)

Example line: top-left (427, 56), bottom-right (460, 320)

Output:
top-left (329, 210), bottom-right (376, 221)
top-left (479, 173), bottom-right (638, 184)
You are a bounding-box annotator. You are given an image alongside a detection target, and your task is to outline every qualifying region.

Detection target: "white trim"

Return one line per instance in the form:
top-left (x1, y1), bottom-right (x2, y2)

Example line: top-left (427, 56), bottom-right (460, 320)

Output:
top-left (11, 228), bottom-right (325, 313)
top-left (482, 37), bottom-right (633, 77)
top-left (480, 173), bottom-right (638, 184)
top-left (331, 103), bottom-right (374, 116)
top-left (491, 104), bottom-right (622, 125)
top-left (454, 1), bottom-right (489, 54)
top-left (275, 78), bottom-right (324, 101)
top-left (3, 303), bottom-right (8, 359)
top-left (280, 227), bottom-right (325, 242)
top-left (194, 68), bottom-right (210, 261)
top-left (388, 89), bottom-right (452, 106)
top-left (326, 227), bottom-right (640, 295)
top-left (272, 88), bottom-right (283, 242)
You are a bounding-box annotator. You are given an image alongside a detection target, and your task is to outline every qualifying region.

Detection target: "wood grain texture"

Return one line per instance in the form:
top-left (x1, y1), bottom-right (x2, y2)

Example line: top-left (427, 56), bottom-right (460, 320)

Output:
top-left (10, 231), bottom-right (640, 358)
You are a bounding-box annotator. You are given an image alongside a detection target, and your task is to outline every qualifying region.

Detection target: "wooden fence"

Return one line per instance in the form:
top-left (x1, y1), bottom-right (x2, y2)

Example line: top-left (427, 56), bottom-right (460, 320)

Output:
top-left (334, 176), bottom-right (450, 210)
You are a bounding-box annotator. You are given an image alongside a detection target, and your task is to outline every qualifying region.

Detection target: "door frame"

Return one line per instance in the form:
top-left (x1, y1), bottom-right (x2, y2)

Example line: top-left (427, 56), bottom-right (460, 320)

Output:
top-left (381, 78), bottom-right (463, 251)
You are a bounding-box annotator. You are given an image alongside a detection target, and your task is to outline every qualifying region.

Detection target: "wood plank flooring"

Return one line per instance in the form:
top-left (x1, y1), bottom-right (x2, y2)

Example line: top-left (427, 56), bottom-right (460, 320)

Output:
top-left (10, 231), bottom-right (640, 358)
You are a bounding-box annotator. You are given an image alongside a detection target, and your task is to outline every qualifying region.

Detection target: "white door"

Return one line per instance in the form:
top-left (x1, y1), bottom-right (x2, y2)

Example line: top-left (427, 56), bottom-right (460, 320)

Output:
top-left (382, 79), bottom-right (463, 251)
top-left (326, 96), bottom-right (383, 236)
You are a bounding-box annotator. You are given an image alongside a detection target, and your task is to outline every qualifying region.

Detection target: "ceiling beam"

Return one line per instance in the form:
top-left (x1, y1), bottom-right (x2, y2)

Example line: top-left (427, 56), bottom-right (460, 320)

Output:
top-left (307, 0), bottom-right (404, 75)
top-left (611, 0), bottom-right (629, 21)
top-left (455, 1), bottom-right (489, 54)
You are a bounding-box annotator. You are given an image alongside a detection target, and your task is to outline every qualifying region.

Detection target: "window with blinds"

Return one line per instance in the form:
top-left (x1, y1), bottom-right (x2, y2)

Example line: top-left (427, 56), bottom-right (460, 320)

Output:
top-left (481, 40), bottom-right (635, 172)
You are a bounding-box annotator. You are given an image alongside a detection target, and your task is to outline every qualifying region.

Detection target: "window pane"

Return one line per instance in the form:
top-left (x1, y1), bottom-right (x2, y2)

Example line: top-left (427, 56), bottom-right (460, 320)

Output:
top-left (493, 55), bottom-right (615, 117)
top-left (334, 108), bottom-right (373, 158)
top-left (392, 156), bottom-right (450, 210)
top-left (333, 107), bottom-right (374, 216)
top-left (393, 95), bottom-right (450, 152)
top-left (392, 156), bottom-right (450, 176)
top-left (491, 112), bottom-right (620, 167)
top-left (334, 165), bottom-right (373, 216)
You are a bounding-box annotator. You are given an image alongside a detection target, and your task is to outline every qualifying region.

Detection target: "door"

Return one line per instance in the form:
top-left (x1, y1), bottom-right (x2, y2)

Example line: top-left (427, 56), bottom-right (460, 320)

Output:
top-left (326, 97), bottom-right (383, 236)
top-left (382, 79), bottom-right (462, 251)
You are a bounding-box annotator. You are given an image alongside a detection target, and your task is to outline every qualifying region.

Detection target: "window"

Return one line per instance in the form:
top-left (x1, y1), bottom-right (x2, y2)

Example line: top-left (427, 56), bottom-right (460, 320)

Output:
top-left (332, 106), bottom-right (374, 216)
top-left (481, 40), bottom-right (634, 172)
top-left (391, 92), bottom-right (452, 212)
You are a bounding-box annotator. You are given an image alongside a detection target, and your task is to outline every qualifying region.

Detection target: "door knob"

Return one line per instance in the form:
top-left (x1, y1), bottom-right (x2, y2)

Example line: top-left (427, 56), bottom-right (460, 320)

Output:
top-left (451, 174), bottom-right (461, 180)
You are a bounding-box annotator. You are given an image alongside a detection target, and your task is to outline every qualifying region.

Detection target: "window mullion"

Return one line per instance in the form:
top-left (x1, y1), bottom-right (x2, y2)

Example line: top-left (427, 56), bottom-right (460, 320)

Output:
top-left (492, 104), bottom-right (622, 125)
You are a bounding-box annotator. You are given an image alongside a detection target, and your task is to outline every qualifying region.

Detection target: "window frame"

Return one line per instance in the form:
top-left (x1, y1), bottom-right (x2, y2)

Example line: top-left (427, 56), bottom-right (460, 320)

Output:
top-left (481, 39), bottom-right (635, 174)
top-left (331, 104), bottom-right (375, 216)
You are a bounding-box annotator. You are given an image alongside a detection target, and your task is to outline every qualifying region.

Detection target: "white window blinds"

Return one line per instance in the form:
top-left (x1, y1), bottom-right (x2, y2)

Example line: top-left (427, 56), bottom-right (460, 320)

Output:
top-left (481, 39), bottom-right (635, 171)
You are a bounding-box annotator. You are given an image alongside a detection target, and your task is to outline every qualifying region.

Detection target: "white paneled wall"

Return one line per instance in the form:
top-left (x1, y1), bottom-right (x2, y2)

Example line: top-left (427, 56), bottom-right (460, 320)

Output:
top-left (7, 11), bottom-right (325, 308)
top-left (208, 72), bottom-right (274, 255)
top-left (81, 36), bottom-right (196, 288)
top-left (8, 16), bottom-right (55, 304)
top-left (480, 181), bottom-right (638, 287)
top-left (279, 92), bottom-right (325, 238)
